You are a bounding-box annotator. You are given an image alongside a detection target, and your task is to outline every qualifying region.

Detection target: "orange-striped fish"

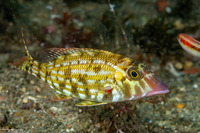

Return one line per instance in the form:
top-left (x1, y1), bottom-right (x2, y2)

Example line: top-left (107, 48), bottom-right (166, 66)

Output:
top-left (14, 37), bottom-right (169, 107)
top-left (177, 33), bottom-right (200, 57)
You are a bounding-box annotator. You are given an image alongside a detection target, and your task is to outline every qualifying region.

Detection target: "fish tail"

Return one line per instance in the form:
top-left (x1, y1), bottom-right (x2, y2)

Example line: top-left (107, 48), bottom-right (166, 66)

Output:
top-left (13, 57), bottom-right (36, 74)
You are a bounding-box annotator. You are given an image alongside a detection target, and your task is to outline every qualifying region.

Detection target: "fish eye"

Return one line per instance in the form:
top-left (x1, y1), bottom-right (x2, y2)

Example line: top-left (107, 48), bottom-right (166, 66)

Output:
top-left (131, 71), bottom-right (138, 77)
top-left (127, 68), bottom-right (140, 80)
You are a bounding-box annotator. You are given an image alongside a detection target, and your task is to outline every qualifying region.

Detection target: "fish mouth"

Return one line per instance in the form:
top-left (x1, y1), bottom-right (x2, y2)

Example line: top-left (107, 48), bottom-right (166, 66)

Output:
top-left (145, 80), bottom-right (169, 97)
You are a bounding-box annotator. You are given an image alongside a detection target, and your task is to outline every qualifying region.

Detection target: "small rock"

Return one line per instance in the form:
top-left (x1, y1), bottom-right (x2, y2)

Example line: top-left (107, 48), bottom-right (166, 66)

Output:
top-left (50, 106), bottom-right (58, 114)
top-left (66, 129), bottom-right (70, 132)
top-left (158, 121), bottom-right (166, 126)
top-left (23, 97), bottom-right (29, 103)
top-left (175, 62), bottom-right (183, 70)
top-left (70, 128), bottom-right (74, 132)
top-left (0, 85), bottom-right (6, 92)
top-left (166, 110), bottom-right (171, 115)
top-left (174, 19), bottom-right (184, 30)
top-left (30, 80), bottom-right (35, 84)
top-left (0, 95), bottom-right (6, 102)
top-left (21, 87), bottom-right (26, 93)
top-left (165, 62), bottom-right (183, 77)
top-left (19, 78), bottom-right (24, 82)
top-left (176, 103), bottom-right (185, 109)
top-left (178, 87), bottom-right (186, 92)
top-left (110, 105), bottom-right (114, 110)
top-left (27, 96), bottom-right (37, 103)
top-left (193, 84), bottom-right (198, 89)
top-left (184, 61), bottom-right (193, 70)
top-left (95, 123), bottom-right (101, 128)
top-left (36, 95), bottom-right (42, 98)
top-left (33, 86), bottom-right (41, 93)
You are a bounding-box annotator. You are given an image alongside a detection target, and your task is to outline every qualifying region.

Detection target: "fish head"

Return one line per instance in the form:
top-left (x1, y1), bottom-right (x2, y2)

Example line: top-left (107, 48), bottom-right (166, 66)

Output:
top-left (116, 62), bottom-right (169, 100)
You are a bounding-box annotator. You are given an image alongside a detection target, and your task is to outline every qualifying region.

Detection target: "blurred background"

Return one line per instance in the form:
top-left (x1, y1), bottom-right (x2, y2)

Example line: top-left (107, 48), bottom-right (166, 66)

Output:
top-left (0, 0), bottom-right (199, 132)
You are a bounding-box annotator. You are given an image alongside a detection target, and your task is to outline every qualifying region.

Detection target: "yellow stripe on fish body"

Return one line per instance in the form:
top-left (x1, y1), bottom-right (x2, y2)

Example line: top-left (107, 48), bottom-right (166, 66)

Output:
top-left (14, 47), bottom-right (169, 106)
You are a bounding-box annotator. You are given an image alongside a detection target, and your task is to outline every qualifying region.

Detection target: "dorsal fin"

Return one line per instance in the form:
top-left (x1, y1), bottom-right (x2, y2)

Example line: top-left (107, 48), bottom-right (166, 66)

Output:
top-left (45, 48), bottom-right (102, 61)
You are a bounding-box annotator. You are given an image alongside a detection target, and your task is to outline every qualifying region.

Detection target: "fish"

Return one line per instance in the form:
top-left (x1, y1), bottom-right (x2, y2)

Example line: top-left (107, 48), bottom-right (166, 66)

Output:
top-left (177, 33), bottom-right (200, 57)
top-left (13, 36), bottom-right (169, 107)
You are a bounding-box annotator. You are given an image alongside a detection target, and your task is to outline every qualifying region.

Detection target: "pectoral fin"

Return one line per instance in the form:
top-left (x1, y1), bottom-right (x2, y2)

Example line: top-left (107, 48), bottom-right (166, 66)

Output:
top-left (76, 101), bottom-right (107, 107)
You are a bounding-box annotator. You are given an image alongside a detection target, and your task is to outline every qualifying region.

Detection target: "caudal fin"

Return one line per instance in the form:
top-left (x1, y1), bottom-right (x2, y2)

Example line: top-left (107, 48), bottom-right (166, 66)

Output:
top-left (13, 57), bottom-right (29, 70)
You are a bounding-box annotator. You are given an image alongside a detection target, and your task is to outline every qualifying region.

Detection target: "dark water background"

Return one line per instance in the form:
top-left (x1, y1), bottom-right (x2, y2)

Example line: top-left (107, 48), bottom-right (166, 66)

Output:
top-left (0, 0), bottom-right (199, 132)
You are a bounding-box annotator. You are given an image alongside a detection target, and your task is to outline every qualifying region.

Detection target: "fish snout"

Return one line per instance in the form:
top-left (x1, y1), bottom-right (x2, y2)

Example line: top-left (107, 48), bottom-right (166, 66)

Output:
top-left (146, 81), bottom-right (169, 96)
top-left (144, 75), bottom-right (169, 97)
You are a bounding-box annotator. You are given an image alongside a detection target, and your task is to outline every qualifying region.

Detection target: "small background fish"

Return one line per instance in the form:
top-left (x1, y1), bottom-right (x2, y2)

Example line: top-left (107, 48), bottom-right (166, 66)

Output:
top-left (177, 34), bottom-right (200, 57)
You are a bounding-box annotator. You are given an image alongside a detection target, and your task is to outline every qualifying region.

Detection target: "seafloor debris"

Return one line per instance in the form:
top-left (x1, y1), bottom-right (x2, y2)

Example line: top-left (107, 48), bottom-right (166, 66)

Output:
top-left (165, 62), bottom-right (183, 77)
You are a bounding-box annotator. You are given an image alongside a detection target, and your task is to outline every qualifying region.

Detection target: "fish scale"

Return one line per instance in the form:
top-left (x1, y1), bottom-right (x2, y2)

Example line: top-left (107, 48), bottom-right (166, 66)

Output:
top-left (14, 44), bottom-right (169, 106)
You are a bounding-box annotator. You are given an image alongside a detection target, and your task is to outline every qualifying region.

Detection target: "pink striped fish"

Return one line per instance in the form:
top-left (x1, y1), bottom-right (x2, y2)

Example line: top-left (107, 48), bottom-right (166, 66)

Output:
top-left (177, 34), bottom-right (200, 57)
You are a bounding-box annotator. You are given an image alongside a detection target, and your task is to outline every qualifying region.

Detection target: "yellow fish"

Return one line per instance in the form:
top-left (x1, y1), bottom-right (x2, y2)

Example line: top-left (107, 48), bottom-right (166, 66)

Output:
top-left (14, 37), bottom-right (169, 107)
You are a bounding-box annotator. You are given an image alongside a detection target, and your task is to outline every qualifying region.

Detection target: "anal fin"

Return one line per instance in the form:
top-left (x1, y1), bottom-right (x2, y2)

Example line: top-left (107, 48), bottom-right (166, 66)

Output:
top-left (76, 101), bottom-right (107, 107)
top-left (52, 93), bottom-right (72, 101)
